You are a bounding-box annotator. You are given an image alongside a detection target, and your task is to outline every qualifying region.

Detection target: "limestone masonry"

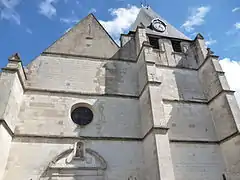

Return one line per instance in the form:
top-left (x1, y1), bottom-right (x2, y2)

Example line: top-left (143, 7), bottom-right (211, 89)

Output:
top-left (0, 7), bottom-right (240, 180)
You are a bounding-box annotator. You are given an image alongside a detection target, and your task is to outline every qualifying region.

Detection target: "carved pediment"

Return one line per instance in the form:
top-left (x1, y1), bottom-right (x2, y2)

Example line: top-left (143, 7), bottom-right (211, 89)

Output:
top-left (40, 141), bottom-right (107, 179)
top-left (50, 148), bottom-right (107, 170)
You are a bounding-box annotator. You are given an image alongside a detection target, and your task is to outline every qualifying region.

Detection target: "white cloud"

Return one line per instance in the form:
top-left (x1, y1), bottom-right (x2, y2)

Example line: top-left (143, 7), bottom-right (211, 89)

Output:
top-left (232, 7), bottom-right (240, 12)
top-left (64, 27), bottom-right (71, 33)
top-left (226, 29), bottom-right (236, 35)
top-left (0, 0), bottom-right (20, 8)
top-left (205, 38), bottom-right (217, 46)
top-left (99, 5), bottom-right (140, 40)
top-left (235, 22), bottom-right (240, 30)
top-left (220, 58), bottom-right (240, 106)
top-left (0, 0), bottom-right (21, 24)
top-left (205, 34), bottom-right (217, 46)
top-left (26, 28), bottom-right (32, 34)
top-left (39, 0), bottom-right (58, 19)
top-left (60, 17), bottom-right (78, 24)
top-left (182, 6), bottom-right (211, 32)
top-left (88, 8), bottom-right (96, 14)
top-left (226, 22), bottom-right (240, 35)
top-left (188, 32), bottom-right (198, 39)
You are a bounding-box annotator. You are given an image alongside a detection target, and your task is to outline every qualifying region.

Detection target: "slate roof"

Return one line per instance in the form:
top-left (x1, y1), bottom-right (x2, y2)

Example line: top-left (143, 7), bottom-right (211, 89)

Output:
top-left (131, 7), bottom-right (191, 41)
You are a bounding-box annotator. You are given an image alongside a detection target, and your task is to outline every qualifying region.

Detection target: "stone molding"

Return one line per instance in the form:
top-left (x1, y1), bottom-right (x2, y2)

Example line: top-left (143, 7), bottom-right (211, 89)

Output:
top-left (40, 141), bottom-right (107, 179)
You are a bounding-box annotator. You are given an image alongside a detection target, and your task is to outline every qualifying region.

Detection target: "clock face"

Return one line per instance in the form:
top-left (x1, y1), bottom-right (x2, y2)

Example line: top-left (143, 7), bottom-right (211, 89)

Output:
top-left (151, 18), bottom-right (166, 32)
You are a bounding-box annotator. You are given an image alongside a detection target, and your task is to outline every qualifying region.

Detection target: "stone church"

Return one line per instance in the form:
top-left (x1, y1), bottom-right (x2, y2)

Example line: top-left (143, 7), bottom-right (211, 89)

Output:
top-left (1, 6), bottom-right (240, 180)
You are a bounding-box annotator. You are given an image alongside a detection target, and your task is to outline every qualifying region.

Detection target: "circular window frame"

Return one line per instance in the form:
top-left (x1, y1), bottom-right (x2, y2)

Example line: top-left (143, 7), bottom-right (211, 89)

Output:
top-left (70, 103), bottom-right (94, 126)
top-left (151, 18), bottom-right (167, 32)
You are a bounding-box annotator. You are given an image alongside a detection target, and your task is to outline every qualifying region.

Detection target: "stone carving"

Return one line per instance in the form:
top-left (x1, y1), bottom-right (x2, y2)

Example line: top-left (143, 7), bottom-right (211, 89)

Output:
top-left (182, 45), bottom-right (188, 54)
top-left (128, 176), bottom-right (137, 180)
top-left (8, 53), bottom-right (21, 61)
top-left (66, 141), bottom-right (85, 163)
top-left (40, 142), bottom-right (107, 179)
top-left (74, 141), bottom-right (85, 159)
top-left (207, 48), bottom-right (214, 56)
top-left (222, 174), bottom-right (227, 180)
top-left (159, 41), bottom-right (165, 52)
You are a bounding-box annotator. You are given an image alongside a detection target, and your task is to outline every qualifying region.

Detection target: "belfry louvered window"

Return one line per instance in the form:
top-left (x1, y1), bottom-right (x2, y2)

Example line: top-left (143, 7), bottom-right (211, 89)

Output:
top-left (171, 40), bottom-right (182, 52)
top-left (148, 36), bottom-right (159, 49)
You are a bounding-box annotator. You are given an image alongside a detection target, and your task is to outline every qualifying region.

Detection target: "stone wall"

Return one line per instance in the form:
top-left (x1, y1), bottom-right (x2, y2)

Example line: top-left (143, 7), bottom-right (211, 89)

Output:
top-left (3, 140), bottom-right (144, 180)
top-left (26, 55), bottom-right (139, 96)
top-left (170, 143), bottom-right (225, 180)
top-left (220, 135), bottom-right (240, 180)
top-left (45, 14), bottom-right (119, 59)
top-left (142, 133), bottom-right (160, 180)
top-left (0, 125), bottom-right (12, 180)
top-left (198, 57), bottom-right (223, 101)
top-left (155, 133), bottom-right (175, 180)
top-left (144, 40), bottom-right (198, 69)
top-left (16, 93), bottom-right (141, 138)
top-left (139, 87), bottom-right (152, 137)
top-left (156, 67), bottom-right (206, 101)
top-left (0, 61), bottom-right (24, 180)
top-left (0, 72), bottom-right (23, 131)
top-left (164, 101), bottom-right (217, 141)
top-left (209, 93), bottom-right (238, 141)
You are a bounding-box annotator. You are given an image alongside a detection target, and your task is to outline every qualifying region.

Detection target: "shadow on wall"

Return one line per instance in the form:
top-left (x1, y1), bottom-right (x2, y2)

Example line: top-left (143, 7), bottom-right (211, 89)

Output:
top-left (166, 45), bottom-right (227, 179)
top-left (111, 37), bottom-right (137, 61)
top-left (65, 37), bottom-right (139, 137)
top-left (166, 45), bottom-right (205, 130)
top-left (104, 37), bottom-right (138, 96)
top-left (69, 38), bottom-right (139, 138)
top-left (165, 48), bottom-right (202, 178)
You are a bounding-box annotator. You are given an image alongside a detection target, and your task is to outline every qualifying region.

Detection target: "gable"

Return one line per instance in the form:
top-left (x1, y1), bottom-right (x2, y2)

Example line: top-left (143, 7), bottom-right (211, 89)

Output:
top-left (131, 8), bottom-right (190, 40)
top-left (44, 14), bottom-right (119, 58)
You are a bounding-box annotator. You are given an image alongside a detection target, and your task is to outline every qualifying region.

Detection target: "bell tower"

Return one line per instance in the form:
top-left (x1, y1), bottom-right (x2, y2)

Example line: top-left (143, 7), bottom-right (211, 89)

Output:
top-left (118, 6), bottom-right (240, 180)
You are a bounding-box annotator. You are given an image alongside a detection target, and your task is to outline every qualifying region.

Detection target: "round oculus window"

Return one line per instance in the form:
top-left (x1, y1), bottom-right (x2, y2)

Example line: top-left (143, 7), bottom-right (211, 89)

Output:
top-left (71, 107), bottom-right (93, 126)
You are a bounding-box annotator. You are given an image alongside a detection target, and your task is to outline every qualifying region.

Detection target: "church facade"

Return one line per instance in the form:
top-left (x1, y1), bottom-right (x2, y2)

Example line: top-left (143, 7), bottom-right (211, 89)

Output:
top-left (0, 7), bottom-right (240, 180)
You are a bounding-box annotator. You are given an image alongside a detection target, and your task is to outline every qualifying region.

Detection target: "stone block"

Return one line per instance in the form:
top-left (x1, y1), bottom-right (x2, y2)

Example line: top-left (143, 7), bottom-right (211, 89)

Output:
top-left (164, 101), bottom-right (217, 141)
top-left (170, 143), bottom-right (225, 180)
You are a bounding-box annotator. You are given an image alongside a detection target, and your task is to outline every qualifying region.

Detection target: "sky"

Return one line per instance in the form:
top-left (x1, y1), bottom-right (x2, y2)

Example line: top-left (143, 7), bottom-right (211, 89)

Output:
top-left (0, 0), bottom-right (240, 103)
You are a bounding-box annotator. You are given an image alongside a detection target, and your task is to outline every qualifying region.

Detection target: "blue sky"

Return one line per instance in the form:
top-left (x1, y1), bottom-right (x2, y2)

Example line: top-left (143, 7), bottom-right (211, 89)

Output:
top-left (0, 0), bottom-right (239, 66)
top-left (0, 0), bottom-right (240, 101)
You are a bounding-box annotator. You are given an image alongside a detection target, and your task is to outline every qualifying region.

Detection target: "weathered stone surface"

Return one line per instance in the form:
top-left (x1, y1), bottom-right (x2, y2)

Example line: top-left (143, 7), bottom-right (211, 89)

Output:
top-left (157, 67), bottom-right (206, 101)
top-left (142, 133), bottom-right (160, 180)
top-left (1, 6), bottom-right (240, 180)
top-left (26, 55), bottom-right (139, 96)
top-left (139, 87), bottom-right (152, 136)
top-left (198, 57), bottom-right (222, 101)
top-left (164, 101), bottom-right (217, 141)
top-left (45, 14), bottom-right (119, 59)
top-left (220, 135), bottom-right (240, 180)
top-left (3, 141), bottom-right (144, 180)
top-left (170, 143), bottom-right (225, 180)
top-left (17, 93), bottom-right (141, 138)
top-left (0, 125), bottom-right (12, 180)
top-left (209, 92), bottom-right (239, 141)
top-left (0, 63), bottom-right (23, 180)
top-left (156, 133), bottom-right (175, 180)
